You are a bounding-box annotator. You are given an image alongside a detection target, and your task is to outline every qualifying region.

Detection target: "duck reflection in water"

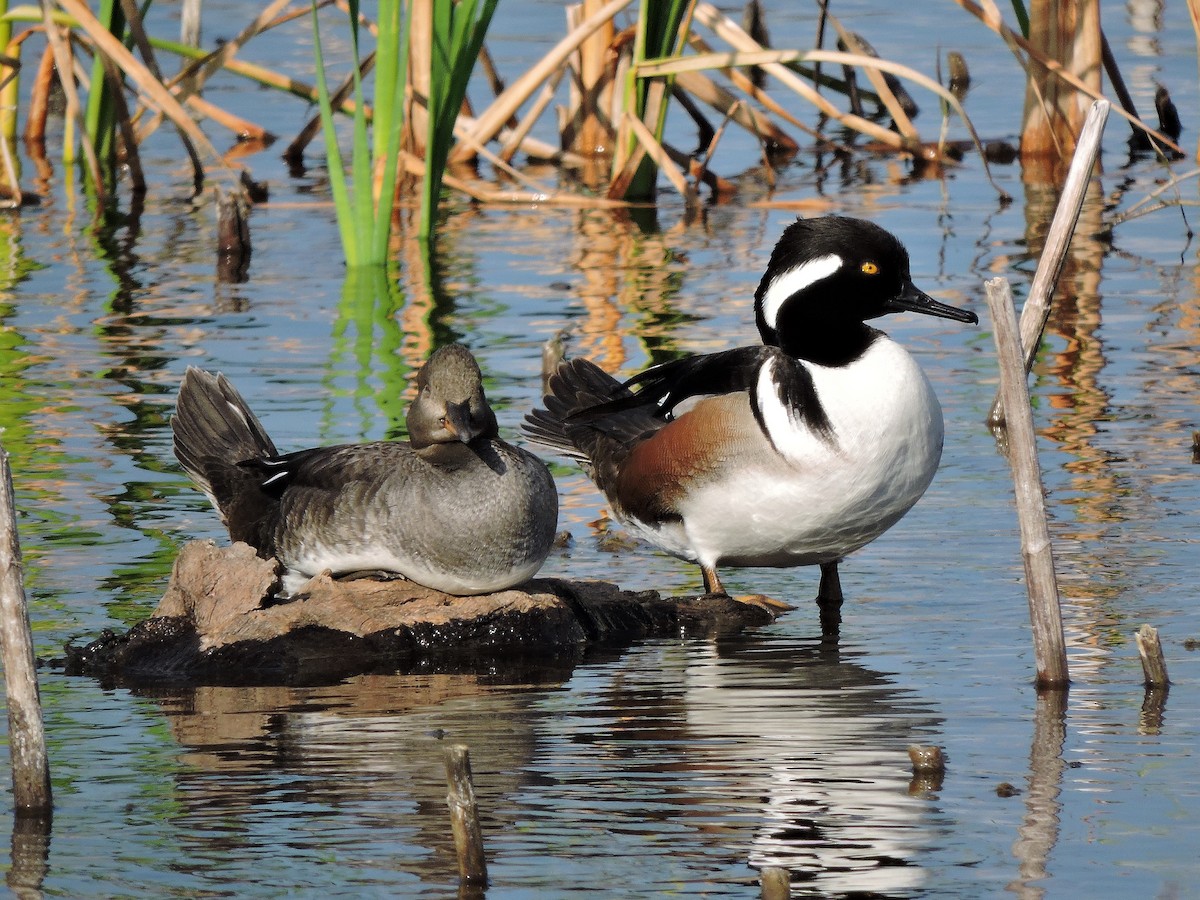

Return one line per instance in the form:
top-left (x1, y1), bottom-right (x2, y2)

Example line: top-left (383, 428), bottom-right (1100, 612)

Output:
top-left (137, 636), bottom-right (942, 895)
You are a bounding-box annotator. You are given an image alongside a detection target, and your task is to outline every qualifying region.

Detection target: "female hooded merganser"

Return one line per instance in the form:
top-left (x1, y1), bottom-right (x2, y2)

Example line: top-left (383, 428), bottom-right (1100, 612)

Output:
top-left (172, 343), bottom-right (559, 597)
top-left (524, 216), bottom-right (977, 635)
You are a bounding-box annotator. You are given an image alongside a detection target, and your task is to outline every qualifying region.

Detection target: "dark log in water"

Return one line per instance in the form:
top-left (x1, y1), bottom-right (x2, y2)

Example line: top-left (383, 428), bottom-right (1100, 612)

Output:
top-left (63, 540), bottom-right (773, 685)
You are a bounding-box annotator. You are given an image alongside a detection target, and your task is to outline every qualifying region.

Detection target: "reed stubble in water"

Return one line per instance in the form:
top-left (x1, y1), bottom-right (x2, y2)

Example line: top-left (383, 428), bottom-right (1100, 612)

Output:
top-left (986, 278), bottom-right (1069, 689)
top-left (0, 444), bottom-right (52, 816)
top-left (1135, 623), bottom-right (1169, 688)
top-left (444, 744), bottom-right (487, 885)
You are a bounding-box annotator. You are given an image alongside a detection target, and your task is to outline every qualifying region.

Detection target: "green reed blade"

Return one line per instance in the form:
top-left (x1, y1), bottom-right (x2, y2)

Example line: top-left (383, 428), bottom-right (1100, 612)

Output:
top-left (419, 0), bottom-right (498, 242)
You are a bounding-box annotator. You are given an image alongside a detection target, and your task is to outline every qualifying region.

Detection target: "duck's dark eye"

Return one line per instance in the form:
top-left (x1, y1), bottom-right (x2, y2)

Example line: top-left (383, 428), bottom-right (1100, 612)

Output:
top-left (860, 261), bottom-right (879, 275)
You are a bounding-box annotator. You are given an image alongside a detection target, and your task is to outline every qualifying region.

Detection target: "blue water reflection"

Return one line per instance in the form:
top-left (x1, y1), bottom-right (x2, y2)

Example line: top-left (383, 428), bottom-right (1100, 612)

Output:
top-left (1, 0), bottom-right (1200, 896)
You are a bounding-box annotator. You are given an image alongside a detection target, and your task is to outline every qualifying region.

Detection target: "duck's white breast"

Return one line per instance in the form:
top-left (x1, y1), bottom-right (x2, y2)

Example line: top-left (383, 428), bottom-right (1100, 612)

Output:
top-left (681, 337), bottom-right (945, 568)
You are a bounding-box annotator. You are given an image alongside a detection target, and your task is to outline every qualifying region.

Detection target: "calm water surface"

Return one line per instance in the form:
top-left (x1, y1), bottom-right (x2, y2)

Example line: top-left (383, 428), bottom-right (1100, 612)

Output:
top-left (3, 1), bottom-right (1200, 896)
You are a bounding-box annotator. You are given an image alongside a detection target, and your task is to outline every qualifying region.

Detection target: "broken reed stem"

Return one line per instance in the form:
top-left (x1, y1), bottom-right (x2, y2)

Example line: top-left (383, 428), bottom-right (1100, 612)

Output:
top-left (444, 744), bottom-right (487, 886)
top-left (760, 867), bottom-right (791, 900)
top-left (0, 443), bottom-right (53, 817)
top-left (987, 98), bottom-right (1110, 427)
top-left (1135, 624), bottom-right (1169, 688)
top-left (985, 277), bottom-right (1070, 689)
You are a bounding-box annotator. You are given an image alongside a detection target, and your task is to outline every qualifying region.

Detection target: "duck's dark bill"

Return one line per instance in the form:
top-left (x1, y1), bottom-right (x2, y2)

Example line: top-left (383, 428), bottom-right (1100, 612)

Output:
top-left (885, 281), bottom-right (979, 324)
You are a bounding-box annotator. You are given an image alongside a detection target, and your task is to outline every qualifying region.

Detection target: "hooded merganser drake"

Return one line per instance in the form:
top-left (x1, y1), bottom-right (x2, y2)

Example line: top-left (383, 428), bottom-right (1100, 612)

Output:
top-left (524, 216), bottom-right (977, 635)
top-left (172, 343), bottom-right (559, 597)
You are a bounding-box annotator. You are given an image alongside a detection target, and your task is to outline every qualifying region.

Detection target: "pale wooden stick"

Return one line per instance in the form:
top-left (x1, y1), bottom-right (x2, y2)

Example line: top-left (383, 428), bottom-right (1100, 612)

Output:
top-left (444, 744), bottom-right (487, 885)
top-left (986, 277), bottom-right (1070, 689)
top-left (1135, 624), bottom-right (1169, 688)
top-left (760, 867), bottom-right (790, 900)
top-left (988, 99), bottom-right (1111, 427)
top-left (691, 4), bottom-right (906, 150)
top-left (0, 444), bottom-right (52, 816)
top-left (450, 0), bottom-right (634, 164)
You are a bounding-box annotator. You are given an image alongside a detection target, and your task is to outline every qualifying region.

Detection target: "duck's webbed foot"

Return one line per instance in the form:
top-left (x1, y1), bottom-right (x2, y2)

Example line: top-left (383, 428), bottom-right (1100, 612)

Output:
top-left (701, 565), bottom-right (795, 615)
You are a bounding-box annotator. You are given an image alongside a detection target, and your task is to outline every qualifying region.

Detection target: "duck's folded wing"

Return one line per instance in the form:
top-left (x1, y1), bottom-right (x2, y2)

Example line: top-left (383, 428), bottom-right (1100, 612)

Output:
top-left (614, 346), bottom-right (777, 418)
top-left (238, 443), bottom-right (400, 499)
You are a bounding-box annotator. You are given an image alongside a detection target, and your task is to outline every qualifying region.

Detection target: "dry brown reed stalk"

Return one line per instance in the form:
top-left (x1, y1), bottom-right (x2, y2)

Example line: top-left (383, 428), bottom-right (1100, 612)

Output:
top-left (23, 41), bottom-right (55, 146)
top-left (185, 0), bottom-right (295, 97)
top-left (672, 68), bottom-right (797, 152)
top-left (824, 16), bottom-right (918, 143)
top-left (987, 98), bottom-right (1109, 427)
top-left (986, 276), bottom-right (1070, 690)
top-left (685, 32), bottom-right (848, 153)
top-left (953, 0), bottom-right (1184, 158)
top-left (398, 148), bottom-right (627, 209)
top-left (622, 108), bottom-right (695, 201)
top-left (39, 5), bottom-right (105, 199)
top-left (571, 0), bottom-right (617, 156)
top-left (57, 0), bottom-right (241, 197)
top-left (0, 444), bottom-right (53, 816)
top-left (1135, 624), bottom-right (1169, 688)
top-left (497, 65), bottom-right (566, 164)
top-left (1110, 167), bottom-right (1200, 225)
top-left (450, 119), bottom-right (562, 196)
top-left (183, 95), bottom-right (272, 142)
top-left (404, 0), bottom-right (431, 159)
top-left (285, 52), bottom-right (376, 163)
top-left (450, 0), bottom-right (634, 164)
top-left (1020, 0), bottom-right (1100, 160)
top-left (459, 111), bottom-right (587, 167)
top-left (690, 4), bottom-right (906, 151)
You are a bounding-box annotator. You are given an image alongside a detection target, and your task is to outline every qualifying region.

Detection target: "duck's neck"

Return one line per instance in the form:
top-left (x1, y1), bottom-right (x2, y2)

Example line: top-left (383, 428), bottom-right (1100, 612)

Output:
top-left (776, 322), bottom-right (881, 368)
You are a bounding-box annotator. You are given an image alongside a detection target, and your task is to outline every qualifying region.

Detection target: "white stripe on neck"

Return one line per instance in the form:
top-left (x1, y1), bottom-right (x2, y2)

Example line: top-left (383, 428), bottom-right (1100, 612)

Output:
top-left (760, 253), bottom-right (842, 330)
top-left (755, 357), bottom-right (804, 461)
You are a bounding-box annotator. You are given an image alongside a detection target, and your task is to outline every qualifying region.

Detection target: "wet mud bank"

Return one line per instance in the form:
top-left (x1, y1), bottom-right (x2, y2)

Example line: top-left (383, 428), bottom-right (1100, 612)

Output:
top-left (64, 540), bottom-right (773, 685)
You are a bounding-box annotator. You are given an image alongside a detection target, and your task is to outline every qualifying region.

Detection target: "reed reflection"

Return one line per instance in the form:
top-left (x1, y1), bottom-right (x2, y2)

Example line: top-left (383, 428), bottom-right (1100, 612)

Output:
top-left (1007, 689), bottom-right (1067, 900)
top-left (6, 814), bottom-right (50, 900)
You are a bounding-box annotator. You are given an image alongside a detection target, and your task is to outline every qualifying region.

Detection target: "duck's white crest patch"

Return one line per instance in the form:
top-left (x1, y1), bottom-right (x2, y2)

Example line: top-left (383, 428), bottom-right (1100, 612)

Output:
top-left (760, 253), bottom-right (842, 330)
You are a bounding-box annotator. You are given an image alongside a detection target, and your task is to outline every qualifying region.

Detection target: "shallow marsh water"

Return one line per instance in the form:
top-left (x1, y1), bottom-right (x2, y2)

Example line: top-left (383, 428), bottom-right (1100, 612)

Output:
top-left (2, 1), bottom-right (1200, 896)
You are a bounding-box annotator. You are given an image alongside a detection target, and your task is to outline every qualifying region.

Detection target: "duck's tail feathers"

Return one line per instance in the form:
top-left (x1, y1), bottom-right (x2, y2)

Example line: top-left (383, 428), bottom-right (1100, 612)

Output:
top-left (522, 357), bottom-right (661, 473)
top-left (172, 367), bottom-right (278, 526)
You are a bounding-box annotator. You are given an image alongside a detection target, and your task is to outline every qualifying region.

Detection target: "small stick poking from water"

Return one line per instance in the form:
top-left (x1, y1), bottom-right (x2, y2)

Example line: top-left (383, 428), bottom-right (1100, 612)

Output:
top-left (907, 744), bottom-right (946, 776)
top-left (444, 744), bottom-right (488, 886)
top-left (1135, 624), bottom-right (1169, 688)
top-left (986, 277), bottom-right (1070, 689)
top-left (0, 443), bottom-right (53, 816)
top-left (759, 866), bottom-right (790, 900)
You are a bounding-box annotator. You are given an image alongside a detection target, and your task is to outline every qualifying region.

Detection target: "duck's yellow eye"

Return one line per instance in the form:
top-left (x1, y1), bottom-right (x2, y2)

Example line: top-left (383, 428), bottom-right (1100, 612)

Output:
top-left (860, 261), bottom-right (879, 275)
